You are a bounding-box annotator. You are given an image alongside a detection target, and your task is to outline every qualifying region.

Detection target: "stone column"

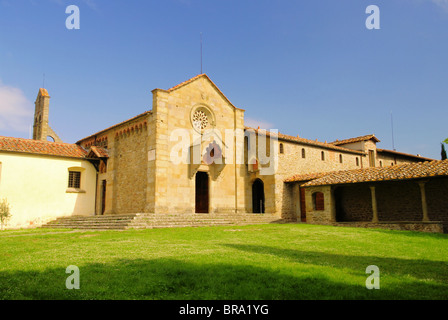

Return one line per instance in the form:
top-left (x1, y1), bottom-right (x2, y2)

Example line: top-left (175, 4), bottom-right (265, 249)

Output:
top-left (330, 187), bottom-right (336, 222)
top-left (418, 181), bottom-right (429, 222)
top-left (370, 185), bottom-right (379, 223)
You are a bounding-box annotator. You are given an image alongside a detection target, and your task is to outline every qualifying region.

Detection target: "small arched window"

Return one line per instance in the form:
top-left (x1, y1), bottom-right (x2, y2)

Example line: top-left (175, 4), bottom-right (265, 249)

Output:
top-left (302, 148), bottom-right (306, 159)
top-left (279, 143), bottom-right (284, 154)
top-left (312, 192), bottom-right (325, 211)
top-left (339, 154), bottom-right (343, 163)
top-left (321, 151), bottom-right (325, 161)
top-left (356, 157), bottom-right (359, 166)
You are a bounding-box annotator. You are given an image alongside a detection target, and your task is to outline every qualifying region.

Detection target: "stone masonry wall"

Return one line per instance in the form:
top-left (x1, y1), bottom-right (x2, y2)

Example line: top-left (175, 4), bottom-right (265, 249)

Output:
top-left (334, 184), bottom-right (372, 221)
top-left (275, 139), bottom-right (364, 220)
top-left (112, 123), bottom-right (148, 213)
top-left (376, 182), bottom-right (423, 221)
top-left (304, 185), bottom-right (333, 224)
top-left (426, 177), bottom-right (448, 221)
top-left (154, 76), bottom-right (246, 214)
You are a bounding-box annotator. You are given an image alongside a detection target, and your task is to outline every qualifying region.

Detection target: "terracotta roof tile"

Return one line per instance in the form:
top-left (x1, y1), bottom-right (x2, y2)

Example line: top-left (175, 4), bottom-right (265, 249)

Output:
top-left (38, 88), bottom-right (49, 97)
top-left (245, 127), bottom-right (366, 155)
top-left (376, 148), bottom-right (434, 161)
top-left (301, 160), bottom-right (448, 187)
top-left (330, 134), bottom-right (380, 145)
top-left (0, 136), bottom-right (87, 159)
top-left (284, 171), bottom-right (340, 183)
top-left (89, 146), bottom-right (109, 158)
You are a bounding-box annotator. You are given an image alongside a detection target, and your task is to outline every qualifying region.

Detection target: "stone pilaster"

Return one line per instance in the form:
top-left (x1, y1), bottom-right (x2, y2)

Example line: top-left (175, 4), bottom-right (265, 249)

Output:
top-left (418, 180), bottom-right (429, 222)
top-left (370, 185), bottom-right (379, 223)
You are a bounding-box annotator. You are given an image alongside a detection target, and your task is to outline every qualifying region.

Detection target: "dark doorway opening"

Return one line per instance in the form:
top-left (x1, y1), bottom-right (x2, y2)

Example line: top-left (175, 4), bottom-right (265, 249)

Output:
top-left (195, 171), bottom-right (209, 213)
top-left (252, 179), bottom-right (265, 213)
top-left (101, 180), bottom-right (106, 215)
top-left (299, 187), bottom-right (306, 222)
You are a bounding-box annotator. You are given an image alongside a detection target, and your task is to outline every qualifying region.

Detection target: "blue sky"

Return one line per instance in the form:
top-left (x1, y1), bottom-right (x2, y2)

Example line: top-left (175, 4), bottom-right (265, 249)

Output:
top-left (0, 0), bottom-right (447, 159)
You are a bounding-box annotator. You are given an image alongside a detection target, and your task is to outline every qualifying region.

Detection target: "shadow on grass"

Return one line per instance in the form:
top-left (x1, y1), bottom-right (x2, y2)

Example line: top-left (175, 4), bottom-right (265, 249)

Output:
top-left (1, 254), bottom-right (447, 300)
top-left (222, 244), bottom-right (448, 299)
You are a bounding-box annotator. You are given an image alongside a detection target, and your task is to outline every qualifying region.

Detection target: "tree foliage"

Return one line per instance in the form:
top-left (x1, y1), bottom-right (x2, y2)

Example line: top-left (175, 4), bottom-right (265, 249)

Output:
top-left (0, 198), bottom-right (12, 230)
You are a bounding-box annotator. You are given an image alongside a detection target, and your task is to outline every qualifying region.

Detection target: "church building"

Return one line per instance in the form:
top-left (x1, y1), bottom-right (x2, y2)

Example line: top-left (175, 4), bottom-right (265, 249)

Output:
top-left (1, 74), bottom-right (446, 232)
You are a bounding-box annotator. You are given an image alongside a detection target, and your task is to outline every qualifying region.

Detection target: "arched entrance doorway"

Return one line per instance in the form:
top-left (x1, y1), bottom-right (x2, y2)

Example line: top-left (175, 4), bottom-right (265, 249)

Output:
top-left (252, 179), bottom-right (265, 213)
top-left (195, 171), bottom-right (209, 213)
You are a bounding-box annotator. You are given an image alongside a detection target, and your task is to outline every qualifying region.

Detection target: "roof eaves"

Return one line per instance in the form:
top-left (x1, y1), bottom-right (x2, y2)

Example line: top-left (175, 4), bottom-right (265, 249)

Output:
top-left (245, 127), bottom-right (366, 155)
top-left (376, 148), bottom-right (434, 161)
top-left (76, 110), bottom-right (151, 144)
top-left (330, 134), bottom-right (380, 145)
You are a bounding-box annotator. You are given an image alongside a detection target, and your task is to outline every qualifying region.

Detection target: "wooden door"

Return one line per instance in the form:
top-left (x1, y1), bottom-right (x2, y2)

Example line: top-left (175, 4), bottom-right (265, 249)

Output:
top-left (195, 172), bottom-right (209, 213)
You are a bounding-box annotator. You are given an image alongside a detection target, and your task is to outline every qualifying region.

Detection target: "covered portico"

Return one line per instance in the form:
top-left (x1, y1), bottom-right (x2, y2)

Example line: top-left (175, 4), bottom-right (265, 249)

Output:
top-left (288, 160), bottom-right (448, 233)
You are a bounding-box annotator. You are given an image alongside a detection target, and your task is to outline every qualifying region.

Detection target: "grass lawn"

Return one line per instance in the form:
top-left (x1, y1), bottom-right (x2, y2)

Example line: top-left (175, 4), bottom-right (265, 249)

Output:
top-left (0, 223), bottom-right (447, 300)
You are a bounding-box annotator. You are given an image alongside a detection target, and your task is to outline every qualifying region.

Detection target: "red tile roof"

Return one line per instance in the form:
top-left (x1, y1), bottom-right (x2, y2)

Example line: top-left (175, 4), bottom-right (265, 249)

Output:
top-left (0, 136), bottom-right (88, 159)
top-left (300, 159), bottom-right (448, 187)
top-left (284, 171), bottom-right (340, 183)
top-left (38, 88), bottom-right (49, 97)
top-left (246, 127), bottom-right (366, 155)
top-left (376, 148), bottom-right (434, 161)
top-left (330, 134), bottom-right (380, 145)
top-left (89, 146), bottom-right (109, 158)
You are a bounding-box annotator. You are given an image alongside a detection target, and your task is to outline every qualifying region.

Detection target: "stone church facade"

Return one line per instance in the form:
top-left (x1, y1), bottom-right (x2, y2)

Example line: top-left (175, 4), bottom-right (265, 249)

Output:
top-left (74, 74), bottom-right (432, 219)
top-left (1, 74), bottom-right (443, 230)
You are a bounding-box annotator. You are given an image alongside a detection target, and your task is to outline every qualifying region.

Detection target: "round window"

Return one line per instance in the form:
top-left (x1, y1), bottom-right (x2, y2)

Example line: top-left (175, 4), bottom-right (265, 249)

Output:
top-left (192, 110), bottom-right (209, 131)
top-left (190, 105), bottom-right (214, 133)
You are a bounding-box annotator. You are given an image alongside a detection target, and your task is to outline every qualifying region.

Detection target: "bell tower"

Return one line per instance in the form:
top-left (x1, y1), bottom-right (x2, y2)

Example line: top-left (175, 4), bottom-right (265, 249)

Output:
top-left (32, 88), bottom-right (62, 142)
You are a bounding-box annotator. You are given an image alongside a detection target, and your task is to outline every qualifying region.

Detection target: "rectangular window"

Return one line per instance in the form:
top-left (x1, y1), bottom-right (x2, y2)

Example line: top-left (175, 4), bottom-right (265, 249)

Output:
top-left (369, 150), bottom-right (375, 167)
top-left (68, 171), bottom-right (81, 189)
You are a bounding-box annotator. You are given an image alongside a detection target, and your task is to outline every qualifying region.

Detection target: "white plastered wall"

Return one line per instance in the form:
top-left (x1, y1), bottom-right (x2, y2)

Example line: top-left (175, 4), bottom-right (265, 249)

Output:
top-left (0, 152), bottom-right (96, 229)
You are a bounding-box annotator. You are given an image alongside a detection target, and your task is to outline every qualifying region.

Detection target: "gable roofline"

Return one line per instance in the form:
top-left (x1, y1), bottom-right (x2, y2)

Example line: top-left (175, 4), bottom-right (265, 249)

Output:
top-left (330, 134), bottom-right (380, 145)
top-left (152, 74), bottom-right (245, 111)
top-left (77, 74), bottom-right (242, 144)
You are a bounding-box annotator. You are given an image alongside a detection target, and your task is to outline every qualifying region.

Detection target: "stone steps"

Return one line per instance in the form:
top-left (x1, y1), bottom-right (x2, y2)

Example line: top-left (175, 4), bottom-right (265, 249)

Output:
top-left (41, 214), bottom-right (137, 230)
top-left (41, 213), bottom-right (286, 230)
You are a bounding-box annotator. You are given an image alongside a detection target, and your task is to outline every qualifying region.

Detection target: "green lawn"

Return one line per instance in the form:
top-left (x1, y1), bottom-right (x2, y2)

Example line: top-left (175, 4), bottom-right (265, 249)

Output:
top-left (0, 223), bottom-right (447, 300)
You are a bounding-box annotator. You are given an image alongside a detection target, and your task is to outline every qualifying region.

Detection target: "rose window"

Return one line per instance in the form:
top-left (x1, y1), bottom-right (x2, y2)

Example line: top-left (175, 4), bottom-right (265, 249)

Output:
top-left (192, 110), bottom-right (209, 130)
